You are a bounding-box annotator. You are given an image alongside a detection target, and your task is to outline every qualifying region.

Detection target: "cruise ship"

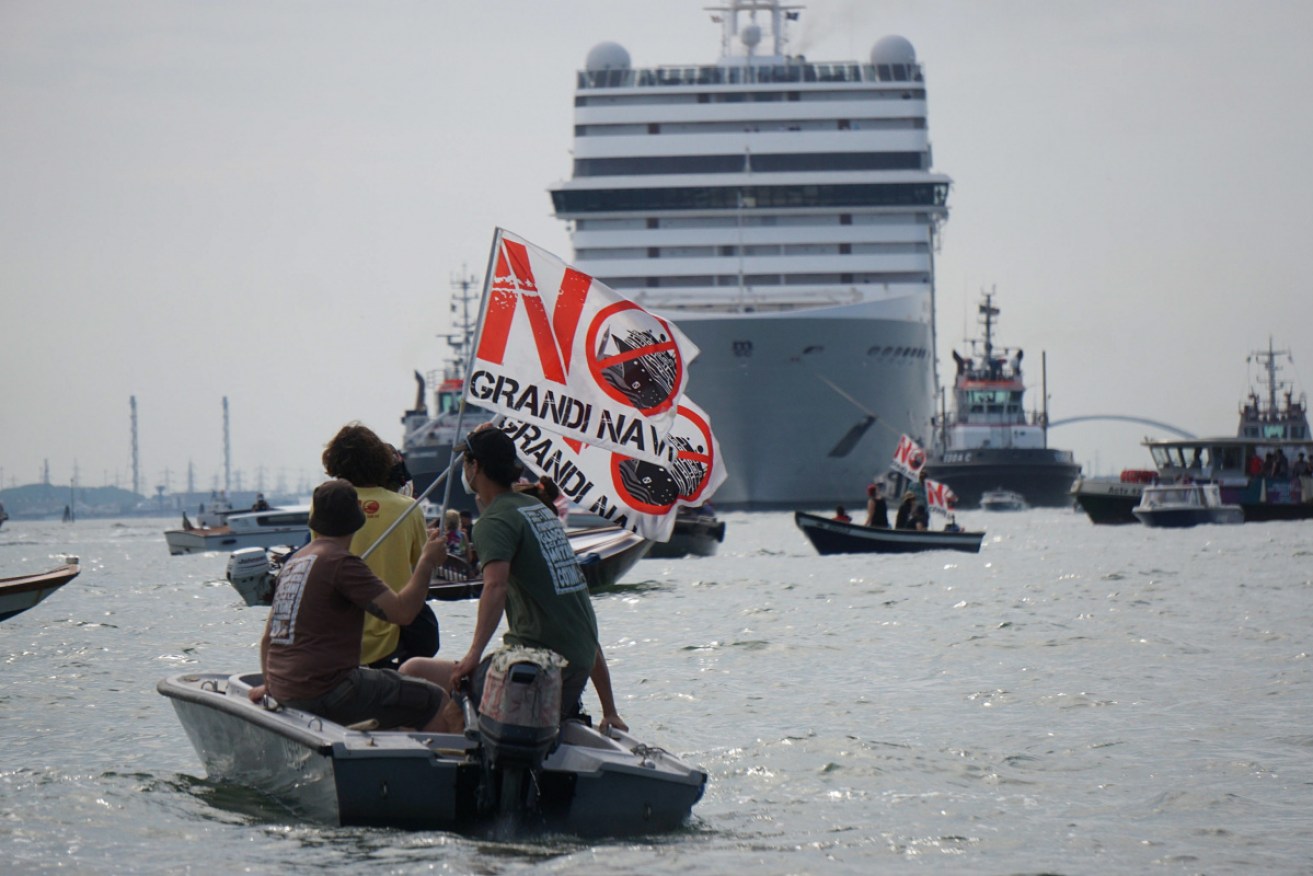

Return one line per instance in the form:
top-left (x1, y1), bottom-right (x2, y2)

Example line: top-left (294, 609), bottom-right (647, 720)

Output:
top-left (549, 1), bottom-right (951, 509)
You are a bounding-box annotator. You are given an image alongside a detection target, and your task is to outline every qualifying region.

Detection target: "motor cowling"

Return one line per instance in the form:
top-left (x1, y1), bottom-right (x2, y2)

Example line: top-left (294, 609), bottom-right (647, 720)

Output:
top-left (477, 647), bottom-right (565, 770)
top-left (226, 548), bottom-right (273, 606)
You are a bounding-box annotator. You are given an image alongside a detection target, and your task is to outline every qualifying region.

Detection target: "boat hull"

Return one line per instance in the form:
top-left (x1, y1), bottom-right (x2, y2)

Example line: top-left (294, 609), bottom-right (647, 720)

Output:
top-left (1133, 507), bottom-right (1244, 528)
top-left (922, 448), bottom-right (1081, 509)
top-left (165, 526), bottom-right (309, 556)
top-left (794, 511), bottom-right (982, 555)
top-left (158, 672), bottom-right (706, 835)
top-left (1070, 478), bottom-right (1144, 524)
top-left (672, 306), bottom-right (935, 510)
top-left (0, 562), bottom-right (80, 622)
top-left (645, 513), bottom-right (726, 560)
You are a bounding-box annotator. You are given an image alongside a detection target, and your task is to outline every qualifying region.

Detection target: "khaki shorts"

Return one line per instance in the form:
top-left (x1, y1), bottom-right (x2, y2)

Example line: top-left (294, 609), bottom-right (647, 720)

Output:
top-left (287, 667), bottom-right (445, 730)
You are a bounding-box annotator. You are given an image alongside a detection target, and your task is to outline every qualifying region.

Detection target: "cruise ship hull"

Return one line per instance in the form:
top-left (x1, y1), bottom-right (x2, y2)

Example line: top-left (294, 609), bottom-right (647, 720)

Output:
top-left (670, 304), bottom-right (934, 509)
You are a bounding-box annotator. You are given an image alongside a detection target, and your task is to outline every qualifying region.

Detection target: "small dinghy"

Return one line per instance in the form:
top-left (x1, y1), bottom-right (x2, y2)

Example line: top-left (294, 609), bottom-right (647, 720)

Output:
top-left (159, 666), bottom-right (706, 836)
top-left (980, 489), bottom-right (1028, 512)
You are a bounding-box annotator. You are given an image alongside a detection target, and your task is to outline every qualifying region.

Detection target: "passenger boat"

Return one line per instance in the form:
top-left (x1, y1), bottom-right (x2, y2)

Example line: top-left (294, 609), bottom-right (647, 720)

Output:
top-left (922, 292), bottom-right (1081, 507)
top-left (1069, 469), bottom-right (1155, 525)
top-left (1132, 483), bottom-right (1243, 528)
top-left (163, 505), bottom-right (310, 556)
top-left (158, 668), bottom-right (706, 835)
top-left (549, 2), bottom-right (951, 509)
top-left (225, 525), bottom-right (651, 607)
top-left (794, 510), bottom-right (982, 555)
top-left (1073, 340), bottom-right (1313, 524)
top-left (980, 489), bottom-right (1027, 512)
top-left (0, 559), bottom-right (80, 622)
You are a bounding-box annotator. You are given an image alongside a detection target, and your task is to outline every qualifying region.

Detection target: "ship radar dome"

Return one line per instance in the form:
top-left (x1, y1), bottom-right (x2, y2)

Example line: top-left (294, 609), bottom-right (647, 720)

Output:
top-left (741, 24), bottom-right (763, 49)
top-left (586, 41), bottom-right (631, 71)
top-left (870, 35), bottom-right (917, 67)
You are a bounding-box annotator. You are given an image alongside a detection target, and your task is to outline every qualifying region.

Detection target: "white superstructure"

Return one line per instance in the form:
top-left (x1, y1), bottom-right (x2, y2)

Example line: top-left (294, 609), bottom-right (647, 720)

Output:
top-left (551, 1), bottom-right (950, 508)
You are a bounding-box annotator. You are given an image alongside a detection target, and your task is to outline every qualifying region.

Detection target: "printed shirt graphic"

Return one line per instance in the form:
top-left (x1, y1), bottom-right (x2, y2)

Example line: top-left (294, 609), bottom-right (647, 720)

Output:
top-left (517, 501), bottom-right (587, 595)
top-left (269, 554), bottom-right (317, 646)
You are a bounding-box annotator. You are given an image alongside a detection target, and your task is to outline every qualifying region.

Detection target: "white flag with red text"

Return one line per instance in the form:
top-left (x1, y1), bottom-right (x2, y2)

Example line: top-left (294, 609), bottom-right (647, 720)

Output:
top-left (467, 228), bottom-right (699, 465)
top-left (890, 434), bottom-right (927, 480)
top-left (923, 478), bottom-right (958, 516)
top-left (497, 398), bottom-right (725, 541)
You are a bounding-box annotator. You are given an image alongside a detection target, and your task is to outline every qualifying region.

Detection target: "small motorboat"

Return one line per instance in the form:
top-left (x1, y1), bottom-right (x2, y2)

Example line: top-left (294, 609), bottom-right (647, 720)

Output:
top-left (0, 559), bottom-right (80, 622)
top-left (644, 506), bottom-right (726, 559)
top-left (1132, 483), bottom-right (1244, 528)
top-left (794, 511), bottom-right (983, 555)
top-left (980, 489), bottom-right (1028, 512)
top-left (158, 667), bottom-right (706, 835)
top-left (225, 525), bottom-right (651, 607)
top-left (164, 505), bottom-right (311, 556)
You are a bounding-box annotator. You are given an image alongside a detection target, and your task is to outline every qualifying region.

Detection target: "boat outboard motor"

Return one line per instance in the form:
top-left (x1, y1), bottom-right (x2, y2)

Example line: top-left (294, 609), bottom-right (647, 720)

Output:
top-left (226, 548), bottom-right (273, 607)
top-left (477, 647), bottom-right (565, 773)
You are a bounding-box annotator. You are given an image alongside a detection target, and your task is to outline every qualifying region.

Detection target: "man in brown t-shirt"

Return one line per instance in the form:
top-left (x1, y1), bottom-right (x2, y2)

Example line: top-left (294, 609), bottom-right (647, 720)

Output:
top-left (252, 479), bottom-right (452, 731)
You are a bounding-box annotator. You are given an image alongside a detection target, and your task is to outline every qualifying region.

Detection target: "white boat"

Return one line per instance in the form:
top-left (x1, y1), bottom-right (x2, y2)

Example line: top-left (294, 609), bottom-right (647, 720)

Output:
top-left (158, 669), bottom-right (706, 835)
top-left (980, 489), bottom-right (1028, 512)
top-left (163, 505), bottom-right (310, 556)
top-left (1132, 483), bottom-right (1244, 528)
top-left (0, 559), bottom-right (79, 622)
top-left (549, 1), bottom-right (950, 508)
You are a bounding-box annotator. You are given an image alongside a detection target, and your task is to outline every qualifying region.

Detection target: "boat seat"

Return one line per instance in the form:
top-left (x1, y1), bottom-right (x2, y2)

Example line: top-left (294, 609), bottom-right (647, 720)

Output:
top-left (558, 719), bottom-right (627, 752)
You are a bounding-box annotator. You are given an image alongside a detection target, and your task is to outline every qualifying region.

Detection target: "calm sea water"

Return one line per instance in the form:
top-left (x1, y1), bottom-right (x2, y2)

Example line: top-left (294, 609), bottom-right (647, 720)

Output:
top-left (2, 510), bottom-right (1310, 875)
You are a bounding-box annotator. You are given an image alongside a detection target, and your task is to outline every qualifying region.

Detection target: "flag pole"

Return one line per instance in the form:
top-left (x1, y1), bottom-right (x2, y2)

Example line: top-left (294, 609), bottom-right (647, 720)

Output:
top-left (359, 229), bottom-right (504, 562)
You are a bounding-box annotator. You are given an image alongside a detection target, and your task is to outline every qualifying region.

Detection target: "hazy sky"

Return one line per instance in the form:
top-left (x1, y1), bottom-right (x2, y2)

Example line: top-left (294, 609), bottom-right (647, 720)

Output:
top-left (3, 0), bottom-right (1311, 497)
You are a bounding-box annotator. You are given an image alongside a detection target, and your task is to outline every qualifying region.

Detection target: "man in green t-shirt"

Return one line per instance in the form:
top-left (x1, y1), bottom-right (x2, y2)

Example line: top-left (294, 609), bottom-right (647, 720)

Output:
top-left (400, 425), bottom-right (627, 734)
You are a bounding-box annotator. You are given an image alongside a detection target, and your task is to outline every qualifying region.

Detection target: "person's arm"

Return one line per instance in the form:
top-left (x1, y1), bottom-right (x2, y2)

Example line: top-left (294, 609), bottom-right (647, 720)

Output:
top-left (590, 647), bottom-right (628, 735)
top-left (367, 528), bottom-right (446, 624)
top-left (449, 560), bottom-right (509, 686)
top-left (248, 622), bottom-right (272, 703)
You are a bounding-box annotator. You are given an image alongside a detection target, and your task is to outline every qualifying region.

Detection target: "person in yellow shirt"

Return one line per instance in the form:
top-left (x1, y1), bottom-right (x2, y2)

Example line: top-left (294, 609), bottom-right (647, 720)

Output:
top-left (318, 422), bottom-right (436, 668)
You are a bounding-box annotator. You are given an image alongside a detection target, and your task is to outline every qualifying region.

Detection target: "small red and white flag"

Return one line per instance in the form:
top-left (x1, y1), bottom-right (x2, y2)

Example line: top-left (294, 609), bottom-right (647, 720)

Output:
top-left (923, 478), bottom-right (958, 516)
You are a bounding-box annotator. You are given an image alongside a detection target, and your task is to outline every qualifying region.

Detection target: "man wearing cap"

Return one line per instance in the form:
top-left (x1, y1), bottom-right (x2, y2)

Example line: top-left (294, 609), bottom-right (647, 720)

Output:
top-left (250, 478), bottom-right (453, 732)
top-left (401, 424), bottom-right (628, 734)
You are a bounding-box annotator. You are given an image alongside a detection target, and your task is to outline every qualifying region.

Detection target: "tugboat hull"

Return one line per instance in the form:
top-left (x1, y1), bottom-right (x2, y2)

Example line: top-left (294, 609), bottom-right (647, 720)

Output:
top-left (923, 449), bottom-right (1080, 509)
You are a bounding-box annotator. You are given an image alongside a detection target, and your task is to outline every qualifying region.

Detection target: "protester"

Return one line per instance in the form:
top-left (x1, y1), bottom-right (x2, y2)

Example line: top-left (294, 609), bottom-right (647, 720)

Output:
top-left (443, 508), bottom-right (470, 563)
top-left (250, 479), bottom-right (452, 731)
top-left (864, 481), bottom-right (889, 528)
top-left (321, 422), bottom-right (436, 669)
top-left (401, 424), bottom-right (627, 734)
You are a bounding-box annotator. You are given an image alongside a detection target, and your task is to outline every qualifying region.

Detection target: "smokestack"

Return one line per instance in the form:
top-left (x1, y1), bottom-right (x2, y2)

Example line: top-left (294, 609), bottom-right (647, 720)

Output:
top-left (223, 396), bottom-right (231, 494)
top-left (130, 395), bottom-right (140, 496)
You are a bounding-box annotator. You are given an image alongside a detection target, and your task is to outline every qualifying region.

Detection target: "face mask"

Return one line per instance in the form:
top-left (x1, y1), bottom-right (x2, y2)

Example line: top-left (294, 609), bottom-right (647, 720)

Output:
top-left (461, 465), bottom-right (474, 495)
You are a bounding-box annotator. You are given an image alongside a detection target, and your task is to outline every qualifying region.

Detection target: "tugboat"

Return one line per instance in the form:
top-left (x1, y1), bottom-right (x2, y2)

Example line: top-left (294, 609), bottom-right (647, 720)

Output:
top-left (921, 292), bottom-right (1081, 508)
top-left (1072, 338), bottom-right (1313, 523)
top-left (401, 273), bottom-right (491, 510)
